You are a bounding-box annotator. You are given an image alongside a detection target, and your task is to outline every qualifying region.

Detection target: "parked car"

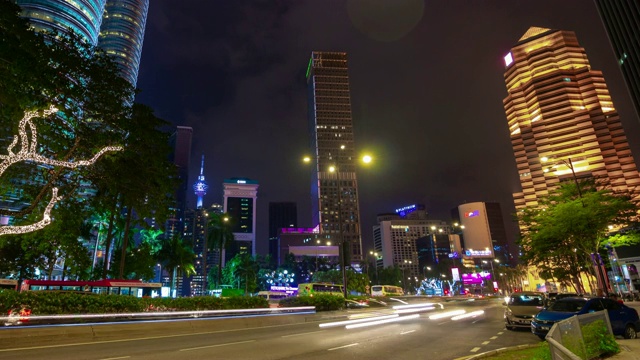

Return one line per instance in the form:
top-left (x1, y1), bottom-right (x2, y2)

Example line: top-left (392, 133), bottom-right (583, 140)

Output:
top-left (531, 297), bottom-right (639, 340)
top-left (504, 291), bottom-right (546, 330)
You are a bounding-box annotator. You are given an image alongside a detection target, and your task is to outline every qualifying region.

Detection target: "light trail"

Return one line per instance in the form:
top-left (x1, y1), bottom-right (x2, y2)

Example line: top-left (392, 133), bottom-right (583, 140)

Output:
top-left (319, 314), bottom-right (399, 328)
top-left (345, 314), bottom-right (419, 329)
top-left (451, 310), bottom-right (485, 320)
top-left (428, 310), bottom-right (466, 320)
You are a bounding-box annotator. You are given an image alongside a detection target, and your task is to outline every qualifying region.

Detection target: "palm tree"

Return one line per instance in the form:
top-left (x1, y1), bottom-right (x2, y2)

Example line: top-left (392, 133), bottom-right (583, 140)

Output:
top-left (157, 234), bottom-right (196, 296)
top-left (207, 213), bottom-right (235, 289)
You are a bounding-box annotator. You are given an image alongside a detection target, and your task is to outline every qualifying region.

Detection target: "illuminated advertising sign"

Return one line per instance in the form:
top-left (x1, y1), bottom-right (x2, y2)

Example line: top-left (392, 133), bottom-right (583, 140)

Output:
top-left (462, 272), bottom-right (491, 285)
top-left (237, 180), bottom-right (246, 184)
top-left (464, 249), bottom-right (492, 257)
top-left (504, 52), bottom-right (513, 66)
top-left (451, 268), bottom-right (460, 282)
top-left (464, 210), bottom-right (479, 218)
top-left (270, 285), bottom-right (298, 295)
top-left (395, 204), bottom-right (417, 217)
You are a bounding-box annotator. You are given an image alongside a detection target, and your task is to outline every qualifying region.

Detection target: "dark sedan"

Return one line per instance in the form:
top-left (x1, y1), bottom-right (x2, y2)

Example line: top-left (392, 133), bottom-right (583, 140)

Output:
top-left (531, 297), bottom-right (639, 340)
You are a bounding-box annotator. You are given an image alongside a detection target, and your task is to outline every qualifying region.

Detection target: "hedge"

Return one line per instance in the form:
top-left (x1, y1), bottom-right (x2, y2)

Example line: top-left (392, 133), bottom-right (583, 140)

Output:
top-left (278, 294), bottom-right (345, 311)
top-left (0, 290), bottom-right (268, 315)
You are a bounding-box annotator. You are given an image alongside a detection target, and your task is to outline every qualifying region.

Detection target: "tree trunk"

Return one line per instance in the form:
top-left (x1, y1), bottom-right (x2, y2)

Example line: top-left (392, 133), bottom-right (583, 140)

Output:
top-left (118, 206), bottom-right (133, 279)
top-left (102, 200), bottom-right (119, 278)
top-left (217, 241), bottom-right (224, 288)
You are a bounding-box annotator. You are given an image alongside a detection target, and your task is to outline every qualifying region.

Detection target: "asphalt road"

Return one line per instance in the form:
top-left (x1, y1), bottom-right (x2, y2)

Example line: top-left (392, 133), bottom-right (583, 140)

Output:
top-left (0, 298), bottom-right (542, 360)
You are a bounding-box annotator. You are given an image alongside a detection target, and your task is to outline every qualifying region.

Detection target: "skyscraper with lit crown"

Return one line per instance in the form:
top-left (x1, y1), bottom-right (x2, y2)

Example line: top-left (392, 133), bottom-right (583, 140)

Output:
top-left (305, 51), bottom-right (364, 264)
top-left (502, 27), bottom-right (640, 212)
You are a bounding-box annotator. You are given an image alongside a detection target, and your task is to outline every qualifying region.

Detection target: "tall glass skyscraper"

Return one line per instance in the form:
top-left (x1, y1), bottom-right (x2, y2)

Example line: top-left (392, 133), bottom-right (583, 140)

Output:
top-left (503, 27), bottom-right (640, 211)
top-left (16, 0), bottom-right (149, 87)
top-left (16, 0), bottom-right (106, 44)
top-left (306, 51), bottom-right (364, 263)
top-left (98, 0), bottom-right (149, 87)
top-left (594, 0), bottom-right (640, 123)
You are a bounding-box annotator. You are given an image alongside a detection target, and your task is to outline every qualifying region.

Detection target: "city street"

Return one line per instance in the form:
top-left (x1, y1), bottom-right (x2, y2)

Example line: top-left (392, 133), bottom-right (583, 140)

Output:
top-left (0, 299), bottom-right (541, 360)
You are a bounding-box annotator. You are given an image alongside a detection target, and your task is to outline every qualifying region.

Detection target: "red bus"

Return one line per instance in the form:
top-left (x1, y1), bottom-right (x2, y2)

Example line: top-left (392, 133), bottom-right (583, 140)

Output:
top-left (20, 279), bottom-right (162, 297)
top-left (0, 279), bottom-right (18, 291)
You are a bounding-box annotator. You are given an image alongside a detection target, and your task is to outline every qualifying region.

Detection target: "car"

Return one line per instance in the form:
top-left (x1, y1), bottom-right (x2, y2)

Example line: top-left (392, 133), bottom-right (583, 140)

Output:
top-left (531, 297), bottom-right (640, 340)
top-left (504, 291), bottom-right (546, 330)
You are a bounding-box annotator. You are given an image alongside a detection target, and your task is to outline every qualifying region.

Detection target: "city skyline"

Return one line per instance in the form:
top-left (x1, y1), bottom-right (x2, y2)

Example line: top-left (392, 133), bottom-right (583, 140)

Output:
top-left (135, 1), bottom-right (640, 255)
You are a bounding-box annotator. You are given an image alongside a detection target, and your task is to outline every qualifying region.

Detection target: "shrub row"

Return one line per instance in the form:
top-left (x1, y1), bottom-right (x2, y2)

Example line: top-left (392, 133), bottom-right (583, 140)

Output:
top-left (0, 290), bottom-right (268, 315)
top-left (278, 294), bottom-right (345, 311)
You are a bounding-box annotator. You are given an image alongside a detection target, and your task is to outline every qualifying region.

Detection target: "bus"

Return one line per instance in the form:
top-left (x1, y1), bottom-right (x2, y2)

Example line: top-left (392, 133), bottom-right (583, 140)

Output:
top-left (0, 279), bottom-right (18, 291)
top-left (371, 285), bottom-right (404, 297)
top-left (20, 279), bottom-right (162, 297)
top-left (298, 283), bottom-right (344, 297)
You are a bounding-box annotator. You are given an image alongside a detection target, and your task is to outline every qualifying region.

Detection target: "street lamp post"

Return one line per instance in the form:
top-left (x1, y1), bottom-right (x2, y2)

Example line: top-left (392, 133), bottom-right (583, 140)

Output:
top-left (304, 146), bottom-right (371, 298)
top-left (369, 251), bottom-right (379, 284)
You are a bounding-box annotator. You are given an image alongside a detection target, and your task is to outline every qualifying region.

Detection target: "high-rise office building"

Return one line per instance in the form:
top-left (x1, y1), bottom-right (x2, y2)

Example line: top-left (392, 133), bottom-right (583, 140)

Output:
top-left (594, 0), bottom-right (640, 123)
top-left (98, 0), bottom-right (149, 87)
top-left (503, 27), bottom-right (640, 211)
top-left (223, 178), bottom-right (259, 259)
top-left (306, 51), bottom-right (364, 264)
top-left (372, 205), bottom-right (454, 280)
top-left (16, 0), bottom-right (106, 44)
top-left (268, 202), bottom-right (297, 261)
top-left (16, 0), bottom-right (149, 87)
top-left (457, 202), bottom-right (511, 266)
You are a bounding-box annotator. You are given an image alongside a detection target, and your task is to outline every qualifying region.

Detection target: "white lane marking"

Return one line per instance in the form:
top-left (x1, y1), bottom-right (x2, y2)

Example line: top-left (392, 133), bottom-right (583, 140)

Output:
top-left (498, 332), bottom-right (504, 335)
top-left (482, 341), bottom-right (490, 345)
top-left (470, 347), bottom-right (481, 352)
top-left (180, 340), bottom-right (255, 352)
top-left (281, 330), bottom-right (325, 338)
top-left (0, 321), bottom-right (310, 353)
top-left (437, 321), bottom-right (450, 325)
top-left (328, 343), bottom-right (359, 351)
top-left (490, 336), bottom-right (498, 340)
top-left (400, 330), bottom-right (416, 335)
top-left (99, 357), bottom-right (130, 360)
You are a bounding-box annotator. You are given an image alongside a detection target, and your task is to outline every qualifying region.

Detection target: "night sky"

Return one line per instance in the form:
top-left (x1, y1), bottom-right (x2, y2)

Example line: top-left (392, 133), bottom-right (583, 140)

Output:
top-left (135, 0), bottom-right (640, 255)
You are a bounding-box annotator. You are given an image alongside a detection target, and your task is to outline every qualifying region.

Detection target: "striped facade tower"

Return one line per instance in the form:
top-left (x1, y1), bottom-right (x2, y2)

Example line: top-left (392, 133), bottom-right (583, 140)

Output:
top-left (503, 27), bottom-right (640, 211)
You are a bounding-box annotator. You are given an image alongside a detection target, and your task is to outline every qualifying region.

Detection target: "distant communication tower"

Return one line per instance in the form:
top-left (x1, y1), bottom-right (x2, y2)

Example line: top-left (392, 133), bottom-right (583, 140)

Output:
top-left (193, 154), bottom-right (208, 209)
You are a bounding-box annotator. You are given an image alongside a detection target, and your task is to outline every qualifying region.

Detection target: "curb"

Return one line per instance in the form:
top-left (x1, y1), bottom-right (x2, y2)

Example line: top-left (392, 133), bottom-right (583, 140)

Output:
top-left (455, 343), bottom-right (540, 360)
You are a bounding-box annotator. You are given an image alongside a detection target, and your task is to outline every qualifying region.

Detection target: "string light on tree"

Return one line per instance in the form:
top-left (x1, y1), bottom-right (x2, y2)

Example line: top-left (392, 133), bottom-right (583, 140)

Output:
top-left (0, 105), bottom-right (123, 236)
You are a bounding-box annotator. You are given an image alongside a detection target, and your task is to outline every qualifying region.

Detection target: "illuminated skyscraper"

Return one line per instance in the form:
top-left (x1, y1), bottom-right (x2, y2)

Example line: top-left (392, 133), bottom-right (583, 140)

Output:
top-left (16, 0), bottom-right (106, 44)
top-left (223, 178), bottom-right (259, 258)
top-left (305, 51), bottom-right (364, 263)
top-left (98, 0), bottom-right (149, 87)
top-left (16, 0), bottom-right (149, 87)
top-left (594, 0), bottom-right (640, 123)
top-left (503, 27), bottom-right (640, 211)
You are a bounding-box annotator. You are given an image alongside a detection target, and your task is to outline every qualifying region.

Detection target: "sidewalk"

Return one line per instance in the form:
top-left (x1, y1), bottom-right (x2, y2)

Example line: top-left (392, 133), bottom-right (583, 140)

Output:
top-left (612, 339), bottom-right (640, 360)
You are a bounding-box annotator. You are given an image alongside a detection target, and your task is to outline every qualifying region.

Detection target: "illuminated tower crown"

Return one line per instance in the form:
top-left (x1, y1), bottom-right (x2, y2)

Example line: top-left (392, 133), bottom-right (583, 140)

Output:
top-left (193, 154), bottom-right (208, 209)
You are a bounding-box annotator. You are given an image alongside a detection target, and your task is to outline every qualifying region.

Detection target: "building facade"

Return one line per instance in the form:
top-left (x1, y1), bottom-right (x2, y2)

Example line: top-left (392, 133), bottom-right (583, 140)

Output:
top-left (457, 202), bottom-right (511, 266)
top-left (595, 0), bottom-right (640, 123)
top-left (97, 0), bottom-right (149, 87)
top-left (503, 27), bottom-right (640, 212)
top-left (223, 178), bottom-right (259, 258)
top-left (372, 206), bottom-right (454, 280)
top-left (306, 51), bottom-right (364, 264)
top-left (16, 0), bottom-right (106, 44)
top-left (268, 202), bottom-right (298, 261)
